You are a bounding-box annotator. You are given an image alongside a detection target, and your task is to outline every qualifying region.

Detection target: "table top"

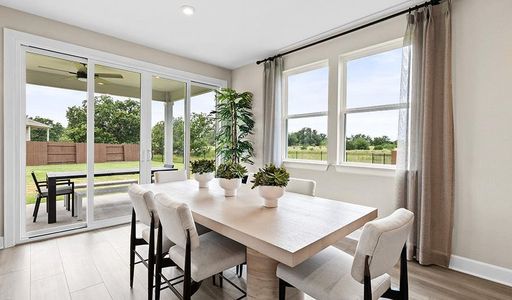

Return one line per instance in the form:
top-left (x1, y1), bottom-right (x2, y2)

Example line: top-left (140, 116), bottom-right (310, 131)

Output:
top-left (140, 179), bottom-right (377, 267)
top-left (47, 166), bottom-right (175, 179)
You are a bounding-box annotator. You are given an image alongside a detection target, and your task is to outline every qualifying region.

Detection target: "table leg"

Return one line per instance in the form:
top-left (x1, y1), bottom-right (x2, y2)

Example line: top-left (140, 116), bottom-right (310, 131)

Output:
top-left (47, 177), bottom-right (57, 223)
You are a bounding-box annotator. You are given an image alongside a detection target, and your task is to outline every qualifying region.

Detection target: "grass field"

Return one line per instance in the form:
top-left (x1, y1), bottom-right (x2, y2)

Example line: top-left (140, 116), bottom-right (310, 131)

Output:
top-left (287, 146), bottom-right (395, 164)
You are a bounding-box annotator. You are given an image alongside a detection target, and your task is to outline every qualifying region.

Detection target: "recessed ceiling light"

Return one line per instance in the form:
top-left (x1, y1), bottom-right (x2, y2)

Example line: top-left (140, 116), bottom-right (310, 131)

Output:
top-left (98, 82), bottom-right (104, 85)
top-left (181, 5), bottom-right (195, 16)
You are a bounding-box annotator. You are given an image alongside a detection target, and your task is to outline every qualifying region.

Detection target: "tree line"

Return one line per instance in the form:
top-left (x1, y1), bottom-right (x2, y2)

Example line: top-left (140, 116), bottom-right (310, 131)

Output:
top-left (287, 127), bottom-right (396, 150)
top-left (28, 95), bottom-right (216, 157)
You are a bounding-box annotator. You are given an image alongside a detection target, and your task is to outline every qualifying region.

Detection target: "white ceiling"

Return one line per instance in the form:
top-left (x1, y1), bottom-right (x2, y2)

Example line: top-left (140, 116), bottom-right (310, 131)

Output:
top-left (0, 0), bottom-right (419, 69)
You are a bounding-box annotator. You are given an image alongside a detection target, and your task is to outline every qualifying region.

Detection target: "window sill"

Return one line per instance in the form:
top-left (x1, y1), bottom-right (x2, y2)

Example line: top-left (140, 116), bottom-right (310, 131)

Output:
top-left (334, 163), bottom-right (396, 177)
top-left (282, 160), bottom-right (329, 171)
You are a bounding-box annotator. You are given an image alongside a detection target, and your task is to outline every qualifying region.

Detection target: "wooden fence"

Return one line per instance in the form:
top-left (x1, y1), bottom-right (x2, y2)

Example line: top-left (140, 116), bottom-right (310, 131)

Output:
top-left (26, 141), bottom-right (139, 166)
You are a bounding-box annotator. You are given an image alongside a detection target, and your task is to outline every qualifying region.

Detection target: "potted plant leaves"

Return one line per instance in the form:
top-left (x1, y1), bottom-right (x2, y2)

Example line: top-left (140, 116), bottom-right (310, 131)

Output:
top-left (216, 162), bottom-right (247, 197)
top-left (251, 164), bottom-right (290, 208)
top-left (190, 159), bottom-right (215, 188)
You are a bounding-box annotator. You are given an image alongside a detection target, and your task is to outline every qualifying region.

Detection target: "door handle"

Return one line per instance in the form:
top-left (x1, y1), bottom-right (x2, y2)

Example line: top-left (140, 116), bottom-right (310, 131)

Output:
top-left (147, 149), bottom-right (152, 161)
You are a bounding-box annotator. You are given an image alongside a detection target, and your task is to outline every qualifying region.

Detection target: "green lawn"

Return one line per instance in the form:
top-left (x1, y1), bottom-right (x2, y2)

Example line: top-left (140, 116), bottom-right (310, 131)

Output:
top-left (287, 146), bottom-right (394, 164)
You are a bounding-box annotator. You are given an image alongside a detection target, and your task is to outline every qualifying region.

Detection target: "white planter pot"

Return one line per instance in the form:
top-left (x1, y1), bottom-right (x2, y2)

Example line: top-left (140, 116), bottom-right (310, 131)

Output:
top-left (218, 178), bottom-right (242, 197)
top-left (258, 186), bottom-right (285, 208)
top-left (194, 172), bottom-right (214, 188)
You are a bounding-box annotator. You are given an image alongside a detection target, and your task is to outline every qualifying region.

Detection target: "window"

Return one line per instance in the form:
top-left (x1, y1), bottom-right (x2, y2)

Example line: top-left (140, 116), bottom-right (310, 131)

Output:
top-left (283, 62), bottom-right (328, 161)
top-left (341, 42), bottom-right (404, 166)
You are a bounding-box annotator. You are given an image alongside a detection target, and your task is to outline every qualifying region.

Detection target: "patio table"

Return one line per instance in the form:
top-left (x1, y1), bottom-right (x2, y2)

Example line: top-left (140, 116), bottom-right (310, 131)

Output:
top-left (45, 166), bottom-right (175, 224)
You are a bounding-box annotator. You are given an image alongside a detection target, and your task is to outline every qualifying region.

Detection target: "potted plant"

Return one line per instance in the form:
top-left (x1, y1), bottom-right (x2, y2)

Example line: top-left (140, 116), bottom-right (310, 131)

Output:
top-left (190, 159), bottom-right (215, 188)
top-left (216, 162), bottom-right (247, 197)
top-left (251, 164), bottom-right (290, 208)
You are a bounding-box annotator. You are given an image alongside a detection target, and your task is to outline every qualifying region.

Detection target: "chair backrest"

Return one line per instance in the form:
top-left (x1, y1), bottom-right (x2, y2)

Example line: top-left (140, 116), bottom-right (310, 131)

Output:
top-left (31, 171), bottom-right (43, 194)
top-left (286, 178), bottom-right (316, 196)
top-left (351, 208), bottom-right (414, 283)
top-left (154, 193), bottom-right (200, 250)
top-left (154, 170), bottom-right (187, 183)
top-left (244, 172), bottom-right (255, 185)
top-left (128, 184), bottom-right (155, 226)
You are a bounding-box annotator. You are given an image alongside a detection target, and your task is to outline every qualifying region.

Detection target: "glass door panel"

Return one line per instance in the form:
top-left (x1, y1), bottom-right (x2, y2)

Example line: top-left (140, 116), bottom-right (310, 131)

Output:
top-left (93, 64), bottom-right (141, 221)
top-left (24, 51), bottom-right (88, 236)
top-left (190, 84), bottom-right (217, 166)
top-left (151, 76), bottom-right (187, 171)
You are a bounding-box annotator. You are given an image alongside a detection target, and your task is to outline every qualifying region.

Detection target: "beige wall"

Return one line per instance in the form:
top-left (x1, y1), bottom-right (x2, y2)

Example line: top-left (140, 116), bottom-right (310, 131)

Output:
top-left (0, 5), bottom-right (231, 237)
top-left (233, 0), bottom-right (512, 270)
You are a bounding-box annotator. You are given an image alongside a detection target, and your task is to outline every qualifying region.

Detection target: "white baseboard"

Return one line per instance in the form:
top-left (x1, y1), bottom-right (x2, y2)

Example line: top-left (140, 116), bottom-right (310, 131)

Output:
top-left (449, 255), bottom-right (512, 287)
top-left (0, 236), bottom-right (4, 249)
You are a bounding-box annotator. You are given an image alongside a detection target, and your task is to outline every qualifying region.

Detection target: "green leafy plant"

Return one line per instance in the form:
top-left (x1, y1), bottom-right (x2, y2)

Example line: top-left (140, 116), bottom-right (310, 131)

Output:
top-left (251, 164), bottom-right (290, 189)
top-left (212, 88), bottom-right (254, 164)
top-left (190, 159), bottom-right (215, 174)
top-left (216, 162), bottom-right (247, 179)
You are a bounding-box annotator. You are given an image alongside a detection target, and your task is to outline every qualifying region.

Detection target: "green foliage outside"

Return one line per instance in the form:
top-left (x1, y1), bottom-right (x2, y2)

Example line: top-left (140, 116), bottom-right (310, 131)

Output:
top-left (28, 116), bottom-right (65, 142)
top-left (251, 164), bottom-right (290, 189)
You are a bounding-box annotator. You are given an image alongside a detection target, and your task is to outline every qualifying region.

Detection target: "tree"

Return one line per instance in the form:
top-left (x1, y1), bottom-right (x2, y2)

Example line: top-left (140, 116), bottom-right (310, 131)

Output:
top-left (64, 95), bottom-right (141, 144)
top-left (288, 127), bottom-right (327, 147)
top-left (190, 113), bottom-right (215, 157)
top-left (346, 134), bottom-right (371, 150)
top-left (152, 121), bottom-right (165, 156)
top-left (28, 116), bottom-right (64, 142)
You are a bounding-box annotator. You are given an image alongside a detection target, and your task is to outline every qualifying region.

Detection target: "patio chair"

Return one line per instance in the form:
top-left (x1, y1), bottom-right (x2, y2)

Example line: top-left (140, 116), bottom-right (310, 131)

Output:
top-left (31, 171), bottom-right (75, 222)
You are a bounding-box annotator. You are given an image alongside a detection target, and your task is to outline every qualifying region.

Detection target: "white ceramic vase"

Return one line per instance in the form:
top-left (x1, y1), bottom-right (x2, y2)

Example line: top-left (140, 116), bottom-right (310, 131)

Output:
top-left (218, 178), bottom-right (242, 197)
top-left (258, 186), bottom-right (285, 208)
top-left (194, 172), bottom-right (214, 188)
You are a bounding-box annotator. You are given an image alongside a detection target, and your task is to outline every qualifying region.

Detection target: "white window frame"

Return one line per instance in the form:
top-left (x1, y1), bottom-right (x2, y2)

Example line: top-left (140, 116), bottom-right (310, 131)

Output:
top-left (338, 38), bottom-right (404, 169)
top-left (282, 60), bottom-right (329, 164)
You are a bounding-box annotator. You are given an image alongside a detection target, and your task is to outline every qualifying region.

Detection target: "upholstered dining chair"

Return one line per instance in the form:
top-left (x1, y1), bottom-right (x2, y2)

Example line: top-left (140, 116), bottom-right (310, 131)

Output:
top-left (153, 193), bottom-right (247, 300)
top-left (286, 178), bottom-right (316, 196)
top-left (277, 208), bottom-right (414, 300)
top-left (128, 184), bottom-right (174, 300)
top-left (154, 170), bottom-right (187, 183)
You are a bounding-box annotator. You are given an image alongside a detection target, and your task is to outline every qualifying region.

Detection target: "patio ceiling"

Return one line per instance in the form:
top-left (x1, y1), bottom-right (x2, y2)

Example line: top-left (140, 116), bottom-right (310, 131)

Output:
top-left (26, 52), bottom-right (212, 101)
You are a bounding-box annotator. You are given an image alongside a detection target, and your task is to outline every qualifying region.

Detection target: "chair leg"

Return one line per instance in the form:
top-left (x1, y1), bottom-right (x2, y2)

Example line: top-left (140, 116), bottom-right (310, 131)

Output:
top-left (238, 264), bottom-right (244, 278)
top-left (279, 279), bottom-right (286, 300)
top-left (130, 209), bottom-right (136, 288)
top-left (33, 196), bottom-right (41, 222)
top-left (148, 222), bottom-right (155, 300)
top-left (155, 224), bottom-right (163, 300)
top-left (218, 272), bottom-right (223, 288)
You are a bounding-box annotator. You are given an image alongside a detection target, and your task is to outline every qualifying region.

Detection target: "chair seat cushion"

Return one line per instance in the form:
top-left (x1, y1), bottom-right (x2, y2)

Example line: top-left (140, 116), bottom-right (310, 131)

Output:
top-left (142, 228), bottom-right (174, 253)
top-left (276, 246), bottom-right (390, 300)
top-left (40, 185), bottom-right (73, 197)
top-left (168, 231), bottom-right (246, 282)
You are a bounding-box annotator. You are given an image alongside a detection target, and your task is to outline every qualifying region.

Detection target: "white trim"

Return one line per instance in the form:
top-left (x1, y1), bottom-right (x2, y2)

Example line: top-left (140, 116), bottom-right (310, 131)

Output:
top-left (282, 160), bottom-right (329, 171)
top-left (449, 255), bottom-right (512, 287)
top-left (334, 163), bottom-right (395, 177)
top-left (0, 236), bottom-right (4, 249)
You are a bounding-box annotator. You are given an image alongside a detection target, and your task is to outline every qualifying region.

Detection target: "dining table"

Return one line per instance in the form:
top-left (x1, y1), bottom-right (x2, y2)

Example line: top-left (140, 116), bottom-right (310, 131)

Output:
top-left (45, 166), bottom-right (175, 224)
top-left (140, 178), bottom-right (378, 299)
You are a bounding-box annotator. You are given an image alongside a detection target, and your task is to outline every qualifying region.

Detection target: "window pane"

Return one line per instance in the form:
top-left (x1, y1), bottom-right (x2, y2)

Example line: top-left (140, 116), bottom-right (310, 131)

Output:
top-left (346, 47), bottom-right (402, 108)
top-left (190, 85), bottom-right (216, 162)
top-left (287, 66), bottom-right (328, 115)
top-left (287, 116), bottom-right (327, 161)
top-left (345, 110), bottom-right (398, 165)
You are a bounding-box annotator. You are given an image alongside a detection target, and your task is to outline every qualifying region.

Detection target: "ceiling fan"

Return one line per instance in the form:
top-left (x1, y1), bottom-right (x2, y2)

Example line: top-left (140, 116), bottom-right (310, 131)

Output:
top-left (37, 63), bottom-right (123, 83)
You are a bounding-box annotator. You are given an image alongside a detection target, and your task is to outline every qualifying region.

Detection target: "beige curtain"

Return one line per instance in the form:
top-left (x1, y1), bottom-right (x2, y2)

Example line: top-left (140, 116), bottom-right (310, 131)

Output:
top-left (262, 57), bottom-right (284, 165)
top-left (395, 0), bottom-right (454, 267)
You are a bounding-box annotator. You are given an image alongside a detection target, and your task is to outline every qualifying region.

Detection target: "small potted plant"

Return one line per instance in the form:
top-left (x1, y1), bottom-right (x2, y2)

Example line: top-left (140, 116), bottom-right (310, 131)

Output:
top-left (216, 162), bottom-right (247, 197)
top-left (251, 164), bottom-right (290, 208)
top-left (190, 159), bottom-right (215, 188)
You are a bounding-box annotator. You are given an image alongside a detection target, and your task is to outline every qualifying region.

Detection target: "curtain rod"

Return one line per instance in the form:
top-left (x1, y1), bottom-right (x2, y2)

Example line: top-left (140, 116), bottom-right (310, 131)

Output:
top-left (256, 0), bottom-right (440, 65)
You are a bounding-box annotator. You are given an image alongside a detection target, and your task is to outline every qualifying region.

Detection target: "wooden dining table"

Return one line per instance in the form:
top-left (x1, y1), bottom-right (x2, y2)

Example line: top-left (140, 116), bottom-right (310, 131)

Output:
top-left (140, 179), bottom-right (377, 299)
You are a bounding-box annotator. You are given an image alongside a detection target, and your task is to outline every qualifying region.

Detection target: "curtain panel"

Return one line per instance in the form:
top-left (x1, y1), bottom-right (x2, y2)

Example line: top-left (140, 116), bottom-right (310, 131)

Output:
top-left (396, 0), bottom-right (454, 267)
top-left (262, 57), bottom-right (284, 165)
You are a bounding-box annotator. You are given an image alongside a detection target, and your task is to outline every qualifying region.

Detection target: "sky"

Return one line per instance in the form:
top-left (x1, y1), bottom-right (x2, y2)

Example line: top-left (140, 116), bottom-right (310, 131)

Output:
top-left (287, 47), bottom-right (403, 140)
top-left (26, 85), bottom-right (215, 128)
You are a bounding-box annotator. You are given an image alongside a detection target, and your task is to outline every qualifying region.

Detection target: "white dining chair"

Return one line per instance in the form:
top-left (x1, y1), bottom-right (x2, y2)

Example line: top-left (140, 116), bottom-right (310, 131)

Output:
top-left (286, 178), bottom-right (316, 196)
top-left (153, 193), bottom-right (247, 300)
top-left (154, 170), bottom-right (187, 183)
top-left (128, 184), bottom-right (173, 300)
top-left (277, 208), bottom-right (414, 300)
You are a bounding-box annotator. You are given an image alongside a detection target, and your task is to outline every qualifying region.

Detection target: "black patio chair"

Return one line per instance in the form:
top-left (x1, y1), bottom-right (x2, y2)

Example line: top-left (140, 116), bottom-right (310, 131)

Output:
top-left (31, 171), bottom-right (75, 222)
